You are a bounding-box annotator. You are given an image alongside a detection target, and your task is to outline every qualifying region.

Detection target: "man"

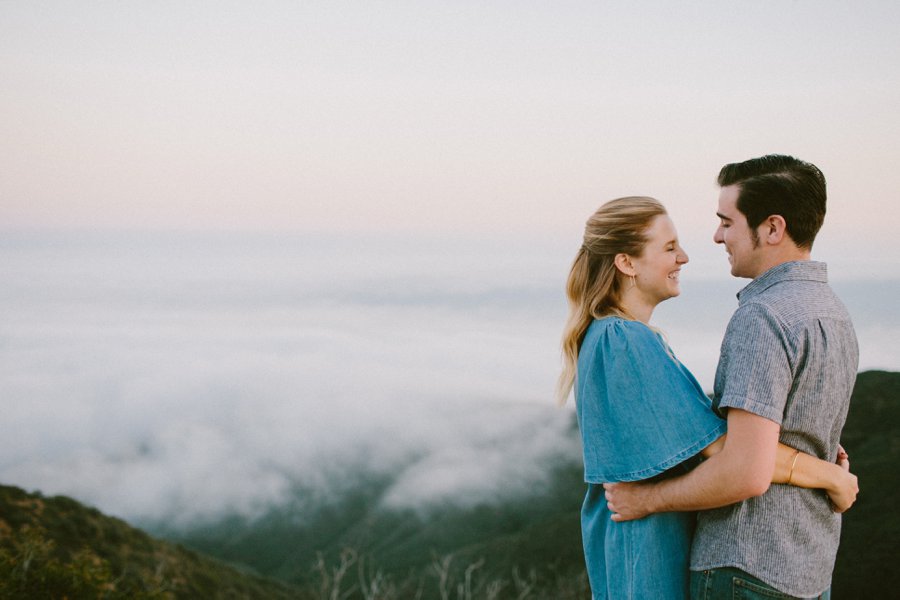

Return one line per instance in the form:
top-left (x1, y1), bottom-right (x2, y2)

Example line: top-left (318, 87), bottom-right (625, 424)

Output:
top-left (604, 155), bottom-right (859, 599)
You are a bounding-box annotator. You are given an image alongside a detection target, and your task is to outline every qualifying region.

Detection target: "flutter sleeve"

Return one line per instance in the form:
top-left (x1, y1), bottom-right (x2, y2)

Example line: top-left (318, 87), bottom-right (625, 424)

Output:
top-left (575, 318), bottom-right (726, 483)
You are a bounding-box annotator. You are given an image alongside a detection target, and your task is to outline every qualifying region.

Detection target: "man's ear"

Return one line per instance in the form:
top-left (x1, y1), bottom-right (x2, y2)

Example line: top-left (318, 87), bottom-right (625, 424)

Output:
top-left (614, 253), bottom-right (635, 276)
top-left (762, 215), bottom-right (787, 245)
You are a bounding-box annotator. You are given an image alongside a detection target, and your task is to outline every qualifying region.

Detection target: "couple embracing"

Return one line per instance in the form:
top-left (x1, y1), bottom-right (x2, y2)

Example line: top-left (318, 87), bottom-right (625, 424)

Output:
top-left (558, 155), bottom-right (859, 599)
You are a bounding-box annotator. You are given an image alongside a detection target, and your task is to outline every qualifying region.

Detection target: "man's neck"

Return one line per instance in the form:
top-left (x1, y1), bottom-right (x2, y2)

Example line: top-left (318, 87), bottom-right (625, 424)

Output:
top-left (751, 246), bottom-right (812, 279)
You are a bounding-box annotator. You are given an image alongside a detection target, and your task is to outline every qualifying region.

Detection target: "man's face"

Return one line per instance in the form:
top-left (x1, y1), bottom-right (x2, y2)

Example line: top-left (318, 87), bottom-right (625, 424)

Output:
top-left (713, 185), bottom-right (764, 279)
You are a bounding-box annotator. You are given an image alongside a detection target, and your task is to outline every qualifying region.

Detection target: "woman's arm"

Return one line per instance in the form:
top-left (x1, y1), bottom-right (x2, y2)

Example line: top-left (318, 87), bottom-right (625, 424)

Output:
top-left (773, 444), bottom-right (858, 512)
top-left (701, 435), bottom-right (858, 512)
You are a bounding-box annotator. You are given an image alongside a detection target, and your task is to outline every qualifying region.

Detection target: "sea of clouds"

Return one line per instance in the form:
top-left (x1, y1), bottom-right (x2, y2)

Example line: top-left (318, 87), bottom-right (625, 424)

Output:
top-left (1, 231), bottom-right (896, 528)
top-left (0, 232), bottom-right (582, 526)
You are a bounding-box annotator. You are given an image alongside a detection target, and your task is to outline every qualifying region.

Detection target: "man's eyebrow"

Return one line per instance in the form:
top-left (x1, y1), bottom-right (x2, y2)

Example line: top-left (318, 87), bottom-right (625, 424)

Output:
top-left (716, 212), bottom-right (731, 221)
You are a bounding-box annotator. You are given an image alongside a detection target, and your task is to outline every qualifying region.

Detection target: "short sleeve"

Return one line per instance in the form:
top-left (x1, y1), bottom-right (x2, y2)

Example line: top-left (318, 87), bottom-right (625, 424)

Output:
top-left (575, 318), bottom-right (726, 483)
top-left (714, 303), bottom-right (793, 424)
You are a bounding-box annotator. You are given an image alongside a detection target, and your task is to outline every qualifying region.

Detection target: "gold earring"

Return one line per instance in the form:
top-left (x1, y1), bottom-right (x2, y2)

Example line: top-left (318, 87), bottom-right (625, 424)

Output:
top-left (630, 275), bottom-right (636, 288)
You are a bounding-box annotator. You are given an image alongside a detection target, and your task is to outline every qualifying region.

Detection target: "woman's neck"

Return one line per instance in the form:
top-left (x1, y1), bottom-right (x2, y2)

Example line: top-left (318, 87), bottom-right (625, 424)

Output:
top-left (619, 291), bottom-right (655, 324)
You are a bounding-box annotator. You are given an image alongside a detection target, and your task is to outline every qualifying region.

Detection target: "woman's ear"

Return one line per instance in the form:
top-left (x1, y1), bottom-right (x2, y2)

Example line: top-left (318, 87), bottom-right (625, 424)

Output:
top-left (614, 253), bottom-right (635, 276)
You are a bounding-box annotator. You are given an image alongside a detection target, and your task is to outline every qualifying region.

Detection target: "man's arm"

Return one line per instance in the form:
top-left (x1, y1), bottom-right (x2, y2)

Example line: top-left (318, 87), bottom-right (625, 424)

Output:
top-left (604, 408), bottom-right (779, 521)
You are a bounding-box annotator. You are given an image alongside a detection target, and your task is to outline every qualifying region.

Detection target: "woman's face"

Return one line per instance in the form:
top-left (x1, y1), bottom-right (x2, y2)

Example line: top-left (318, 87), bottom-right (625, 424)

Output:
top-left (630, 214), bottom-right (689, 306)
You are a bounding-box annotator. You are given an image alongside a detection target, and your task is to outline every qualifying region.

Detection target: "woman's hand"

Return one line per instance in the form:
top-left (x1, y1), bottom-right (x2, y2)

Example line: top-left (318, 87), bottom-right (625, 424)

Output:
top-left (827, 459), bottom-right (858, 513)
top-left (836, 444), bottom-right (849, 468)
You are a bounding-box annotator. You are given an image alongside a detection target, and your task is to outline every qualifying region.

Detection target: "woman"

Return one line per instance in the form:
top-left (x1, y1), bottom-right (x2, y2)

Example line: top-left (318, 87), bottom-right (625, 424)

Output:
top-left (556, 197), bottom-right (857, 599)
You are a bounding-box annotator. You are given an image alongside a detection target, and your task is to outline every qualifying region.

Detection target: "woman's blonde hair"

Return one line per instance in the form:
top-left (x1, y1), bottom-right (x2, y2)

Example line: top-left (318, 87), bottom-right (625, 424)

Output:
top-left (555, 196), bottom-right (667, 406)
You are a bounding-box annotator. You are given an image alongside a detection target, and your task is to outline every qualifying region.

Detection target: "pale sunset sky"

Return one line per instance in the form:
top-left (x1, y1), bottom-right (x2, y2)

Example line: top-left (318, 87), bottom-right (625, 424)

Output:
top-left (2, 1), bottom-right (899, 277)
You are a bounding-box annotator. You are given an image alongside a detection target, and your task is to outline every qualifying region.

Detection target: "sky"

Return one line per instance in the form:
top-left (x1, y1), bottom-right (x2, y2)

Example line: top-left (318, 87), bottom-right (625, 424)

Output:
top-left (2, 1), bottom-right (900, 279)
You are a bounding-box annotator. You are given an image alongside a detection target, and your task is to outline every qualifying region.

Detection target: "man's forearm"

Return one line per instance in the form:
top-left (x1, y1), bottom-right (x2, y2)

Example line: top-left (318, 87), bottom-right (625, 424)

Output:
top-left (605, 409), bottom-right (780, 519)
top-left (651, 409), bottom-right (779, 511)
top-left (646, 447), bottom-right (770, 512)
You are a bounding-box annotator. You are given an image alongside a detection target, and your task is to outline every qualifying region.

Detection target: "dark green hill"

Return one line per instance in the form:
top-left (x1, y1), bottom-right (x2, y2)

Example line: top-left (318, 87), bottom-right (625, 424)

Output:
top-left (169, 457), bottom-right (591, 599)
top-left (0, 485), bottom-right (307, 599)
top-left (832, 370), bottom-right (900, 597)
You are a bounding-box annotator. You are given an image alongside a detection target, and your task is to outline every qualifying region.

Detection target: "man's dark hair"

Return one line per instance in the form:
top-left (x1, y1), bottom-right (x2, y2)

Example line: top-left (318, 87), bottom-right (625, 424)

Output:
top-left (717, 154), bottom-right (826, 249)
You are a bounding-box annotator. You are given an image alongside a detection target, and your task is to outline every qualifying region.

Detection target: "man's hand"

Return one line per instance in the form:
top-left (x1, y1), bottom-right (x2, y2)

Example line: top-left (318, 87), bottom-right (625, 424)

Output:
top-left (602, 481), bottom-right (658, 522)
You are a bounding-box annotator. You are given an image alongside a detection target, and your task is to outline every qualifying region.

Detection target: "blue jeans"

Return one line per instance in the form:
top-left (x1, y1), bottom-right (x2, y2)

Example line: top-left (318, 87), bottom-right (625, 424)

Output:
top-left (690, 568), bottom-right (831, 600)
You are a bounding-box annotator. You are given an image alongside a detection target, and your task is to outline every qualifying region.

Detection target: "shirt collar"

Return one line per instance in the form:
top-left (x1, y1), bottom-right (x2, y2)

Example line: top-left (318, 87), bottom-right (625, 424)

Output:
top-left (737, 260), bottom-right (828, 303)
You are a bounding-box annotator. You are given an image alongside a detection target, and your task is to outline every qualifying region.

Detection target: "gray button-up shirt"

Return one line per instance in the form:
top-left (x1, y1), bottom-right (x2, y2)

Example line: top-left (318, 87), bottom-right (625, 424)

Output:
top-left (690, 260), bottom-right (858, 597)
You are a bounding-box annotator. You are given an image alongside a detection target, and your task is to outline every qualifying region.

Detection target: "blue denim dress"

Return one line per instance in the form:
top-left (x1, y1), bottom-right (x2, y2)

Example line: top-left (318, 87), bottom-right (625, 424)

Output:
top-left (575, 317), bottom-right (726, 600)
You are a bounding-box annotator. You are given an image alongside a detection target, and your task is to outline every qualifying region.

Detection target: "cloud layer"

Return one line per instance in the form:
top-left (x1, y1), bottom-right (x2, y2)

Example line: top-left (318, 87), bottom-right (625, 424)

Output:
top-left (0, 232), bottom-right (578, 526)
top-left (2, 231), bottom-right (895, 527)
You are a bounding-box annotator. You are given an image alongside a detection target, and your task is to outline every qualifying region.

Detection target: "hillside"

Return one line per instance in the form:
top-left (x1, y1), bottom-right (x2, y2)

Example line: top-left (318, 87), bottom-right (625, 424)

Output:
top-left (164, 454), bottom-right (591, 598)
top-left (831, 370), bottom-right (900, 596)
top-left (2, 370), bottom-right (896, 599)
top-left (0, 486), bottom-right (306, 599)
